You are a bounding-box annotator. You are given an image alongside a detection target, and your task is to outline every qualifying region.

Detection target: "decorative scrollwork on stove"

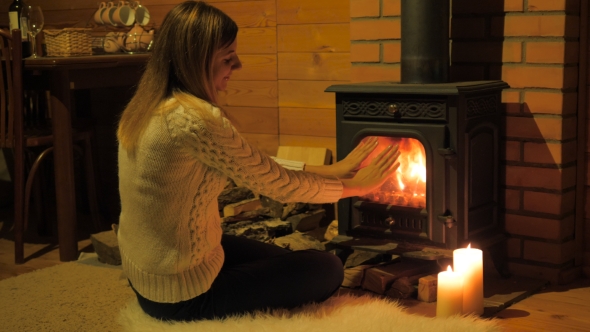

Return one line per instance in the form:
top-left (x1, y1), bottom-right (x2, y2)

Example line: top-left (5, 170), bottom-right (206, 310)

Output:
top-left (466, 94), bottom-right (499, 118)
top-left (403, 102), bottom-right (445, 118)
top-left (344, 101), bottom-right (389, 116)
top-left (343, 100), bottom-right (446, 120)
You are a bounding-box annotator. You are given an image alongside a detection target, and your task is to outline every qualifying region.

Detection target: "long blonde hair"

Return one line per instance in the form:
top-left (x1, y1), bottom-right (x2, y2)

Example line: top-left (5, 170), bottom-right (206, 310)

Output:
top-left (117, 1), bottom-right (238, 155)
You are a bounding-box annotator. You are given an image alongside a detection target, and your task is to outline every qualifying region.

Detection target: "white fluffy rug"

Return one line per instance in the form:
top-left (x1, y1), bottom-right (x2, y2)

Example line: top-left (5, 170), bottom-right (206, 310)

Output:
top-left (118, 293), bottom-right (502, 332)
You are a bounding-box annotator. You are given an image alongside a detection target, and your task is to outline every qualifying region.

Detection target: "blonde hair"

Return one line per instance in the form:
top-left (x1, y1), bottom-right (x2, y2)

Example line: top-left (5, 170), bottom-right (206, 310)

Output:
top-left (117, 1), bottom-right (238, 155)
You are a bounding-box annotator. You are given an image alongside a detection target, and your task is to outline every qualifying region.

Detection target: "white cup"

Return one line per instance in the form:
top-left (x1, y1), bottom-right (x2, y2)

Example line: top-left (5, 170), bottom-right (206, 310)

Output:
top-left (133, 1), bottom-right (150, 26)
top-left (113, 1), bottom-right (135, 27)
top-left (101, 2), bottom-right (118, 26)
top-left (94, 2), bottom-right (107, 25)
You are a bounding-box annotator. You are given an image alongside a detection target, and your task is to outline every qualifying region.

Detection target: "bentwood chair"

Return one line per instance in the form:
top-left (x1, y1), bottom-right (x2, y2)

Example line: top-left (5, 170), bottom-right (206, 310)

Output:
top-left (0, 29), bottom-right (102, 264)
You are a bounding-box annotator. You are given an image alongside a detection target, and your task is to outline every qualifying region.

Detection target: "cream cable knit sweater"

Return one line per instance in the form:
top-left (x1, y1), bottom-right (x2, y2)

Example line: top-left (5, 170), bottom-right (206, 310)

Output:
top-left (117, 98), bottom-right (343, 303)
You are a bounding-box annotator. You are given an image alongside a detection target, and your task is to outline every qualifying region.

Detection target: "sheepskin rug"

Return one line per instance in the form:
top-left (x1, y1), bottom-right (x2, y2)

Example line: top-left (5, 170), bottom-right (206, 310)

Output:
top-left (118, 293), bottom-right (502, 332)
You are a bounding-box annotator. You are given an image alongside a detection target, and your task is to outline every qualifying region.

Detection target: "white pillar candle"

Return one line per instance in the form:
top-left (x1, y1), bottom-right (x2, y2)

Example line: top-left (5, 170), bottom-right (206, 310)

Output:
top-left (436, 265), bottom-right (464, 317)
top-left (453, 244), bottom-right (484, 315)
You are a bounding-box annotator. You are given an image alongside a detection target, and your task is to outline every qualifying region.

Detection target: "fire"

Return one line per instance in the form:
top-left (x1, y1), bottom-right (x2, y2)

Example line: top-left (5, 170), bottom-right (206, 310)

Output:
top-left (359, 136), bottom-right (426, 208)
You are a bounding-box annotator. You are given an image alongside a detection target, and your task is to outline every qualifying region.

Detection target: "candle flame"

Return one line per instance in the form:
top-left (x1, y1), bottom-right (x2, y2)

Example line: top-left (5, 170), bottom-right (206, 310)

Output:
top-left (447, 265), bottom-right (453, 272)
top-left (467, 243), bottom-right (471, 249)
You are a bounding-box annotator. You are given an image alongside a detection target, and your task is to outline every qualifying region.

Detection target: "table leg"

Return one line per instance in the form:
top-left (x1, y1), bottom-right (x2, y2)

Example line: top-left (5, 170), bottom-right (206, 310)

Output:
top-left (49, 72), bottom-right (78, 262)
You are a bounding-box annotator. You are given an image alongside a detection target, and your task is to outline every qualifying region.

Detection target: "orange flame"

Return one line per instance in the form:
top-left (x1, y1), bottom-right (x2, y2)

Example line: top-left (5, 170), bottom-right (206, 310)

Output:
top-left (358, 136), bottom-right (426, 208)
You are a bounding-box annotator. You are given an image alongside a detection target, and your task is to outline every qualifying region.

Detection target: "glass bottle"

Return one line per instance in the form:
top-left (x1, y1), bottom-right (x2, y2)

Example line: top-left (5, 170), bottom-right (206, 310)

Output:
top-left (8, 0), bottom-right (32, 57)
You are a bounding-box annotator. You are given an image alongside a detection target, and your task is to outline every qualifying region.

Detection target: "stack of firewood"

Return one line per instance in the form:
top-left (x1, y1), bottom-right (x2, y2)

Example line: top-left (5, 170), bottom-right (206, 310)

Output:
top-left (218, 180), bottom-right (335, 250)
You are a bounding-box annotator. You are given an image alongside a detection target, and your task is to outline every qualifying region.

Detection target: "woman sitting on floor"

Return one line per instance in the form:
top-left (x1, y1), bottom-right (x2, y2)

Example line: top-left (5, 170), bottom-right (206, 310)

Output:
top-left (116, 0), bottom-right (400, 321)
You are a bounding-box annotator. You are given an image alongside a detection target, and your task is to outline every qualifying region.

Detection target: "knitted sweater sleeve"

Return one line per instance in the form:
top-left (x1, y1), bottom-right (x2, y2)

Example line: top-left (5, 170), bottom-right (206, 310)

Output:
top-left (166, 104), bottom-right (343, 204)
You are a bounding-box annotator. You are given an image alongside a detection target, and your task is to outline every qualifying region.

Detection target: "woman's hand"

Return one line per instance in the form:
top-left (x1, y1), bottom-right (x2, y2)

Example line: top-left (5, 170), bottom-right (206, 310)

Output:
top-left (340, 144), bottom-right (401, 198)
top-left (329, 137), bottom-right (379, 178)
top-left (304, 137), bottom-right (379, 179)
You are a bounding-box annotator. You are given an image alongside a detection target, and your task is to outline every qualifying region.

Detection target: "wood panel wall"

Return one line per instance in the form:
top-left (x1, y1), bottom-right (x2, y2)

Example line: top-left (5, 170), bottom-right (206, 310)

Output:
top-left (0, 0), bottom-right (351, 158)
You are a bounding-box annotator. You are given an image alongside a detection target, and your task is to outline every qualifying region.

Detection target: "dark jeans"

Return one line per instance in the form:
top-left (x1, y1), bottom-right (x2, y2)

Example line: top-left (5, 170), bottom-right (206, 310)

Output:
top-left (130, 234), bottom-right (344, 321)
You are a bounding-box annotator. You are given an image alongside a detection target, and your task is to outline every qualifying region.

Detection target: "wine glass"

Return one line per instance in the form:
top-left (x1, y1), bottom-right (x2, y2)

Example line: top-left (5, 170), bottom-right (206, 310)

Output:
top-left (24, 5), bottom-right (44, 58)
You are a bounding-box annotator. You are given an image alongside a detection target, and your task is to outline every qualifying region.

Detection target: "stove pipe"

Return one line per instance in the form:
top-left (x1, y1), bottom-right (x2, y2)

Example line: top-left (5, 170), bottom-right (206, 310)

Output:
top-left (401, 0), bottom-right (450, 84)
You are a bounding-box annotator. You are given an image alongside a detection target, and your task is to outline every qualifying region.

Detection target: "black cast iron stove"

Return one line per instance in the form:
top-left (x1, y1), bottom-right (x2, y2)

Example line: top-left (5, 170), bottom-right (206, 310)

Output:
top-left (327, 0), bottom-right (509, 263)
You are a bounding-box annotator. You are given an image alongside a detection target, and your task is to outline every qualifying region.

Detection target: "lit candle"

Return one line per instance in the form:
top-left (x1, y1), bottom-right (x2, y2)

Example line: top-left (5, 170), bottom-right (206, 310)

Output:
top-left (453, 244), bottom-right (484, 315)
top-left (436, 265), bottom-right (464, 317)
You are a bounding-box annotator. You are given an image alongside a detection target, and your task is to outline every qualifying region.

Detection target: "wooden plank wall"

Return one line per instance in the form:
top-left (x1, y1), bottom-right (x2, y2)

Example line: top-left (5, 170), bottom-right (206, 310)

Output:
top-left (0, 0), bottom-right (350, 159)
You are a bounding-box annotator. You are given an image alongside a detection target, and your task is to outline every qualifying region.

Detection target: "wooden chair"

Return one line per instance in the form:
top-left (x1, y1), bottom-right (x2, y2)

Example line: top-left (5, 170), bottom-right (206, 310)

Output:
top-left (0, 29), bottom-right (102, 264)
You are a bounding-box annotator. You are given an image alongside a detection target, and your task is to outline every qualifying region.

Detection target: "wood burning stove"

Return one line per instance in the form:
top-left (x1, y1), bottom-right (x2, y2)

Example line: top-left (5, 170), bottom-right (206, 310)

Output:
top-left (326, 0), bottom-right (510, 262)
top-left (327, 81), bottom-right (508, 252)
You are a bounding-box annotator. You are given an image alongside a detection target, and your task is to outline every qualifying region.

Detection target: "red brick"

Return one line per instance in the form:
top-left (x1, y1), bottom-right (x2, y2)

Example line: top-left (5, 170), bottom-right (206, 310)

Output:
top-left (523, 239), bottom-right (575, 264)
top-left (453, 0), bottom-right (524, 13)
top-left (491, 15), bottom-right (579, 38)
top-left (350, 0), bottom-right (380, 18)
top-left (351, 65), bottom-right (400, 83)
top-left (524, 142), bottom-right (577, 165)
top-left (382, 42), bottom-right (400, 63)
top-left (505, 214), bottom-right (575, 240)
top-left (507, 238), bottom-right (522, 258)
top-left (504, 140), bottom-right (521, 161)
top-left (526, 41), bottom-right (579, 64)
top-left (523, 190), bottom-right (576, 215)
top-left (502, 66), bottom-right (578, 89)
top-left (350, 19), bottom-right (401, 40)
top-left (523, 91), bottom-right (577, 115)
top-left (505, 116), bottom-right (577, 140)
top-left (451, 18), bottom-right (486, 39)
top-left (452, 41), bottom-right (522, 63)
top-left (504, 188), bottom-right (521, 210)
top-left (382, 0), bottom-right (401, 16)
top-left (527, 0), bottom-right (580, 12)
top-left (503, 90), bottom-right (522, 114)
top-left (507, 262), bottom-right (561, 284)
top-left (523, 141), bottom-right (576, 164)
top-left (351, 43), bottom-right (380, 62)
top-left (504, 165), bottom-right (576, 190)
top-left (503, 41), bottom-right (524, 63)
top-left (559, 267), bottom-right (582, 284)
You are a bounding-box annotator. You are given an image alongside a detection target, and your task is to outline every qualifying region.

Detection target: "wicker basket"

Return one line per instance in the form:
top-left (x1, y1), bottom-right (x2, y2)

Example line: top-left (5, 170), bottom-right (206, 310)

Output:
top-left (43, 28), bottom-right (92, 57)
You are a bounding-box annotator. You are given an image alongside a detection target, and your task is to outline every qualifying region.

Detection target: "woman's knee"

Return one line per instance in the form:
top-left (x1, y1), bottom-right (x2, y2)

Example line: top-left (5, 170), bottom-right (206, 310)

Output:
top-left (304, 250), bottom-right (344, 283)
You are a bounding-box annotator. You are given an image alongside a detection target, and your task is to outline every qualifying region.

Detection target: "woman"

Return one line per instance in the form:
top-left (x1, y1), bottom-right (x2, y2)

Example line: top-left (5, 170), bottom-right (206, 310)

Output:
top-left (116, 0), bottom-right (400, 321)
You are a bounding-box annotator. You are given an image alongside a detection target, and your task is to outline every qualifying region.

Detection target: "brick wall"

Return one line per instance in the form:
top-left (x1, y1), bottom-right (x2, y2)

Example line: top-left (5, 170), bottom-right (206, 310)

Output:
top-left (350, 0), bottom-right (588, 283)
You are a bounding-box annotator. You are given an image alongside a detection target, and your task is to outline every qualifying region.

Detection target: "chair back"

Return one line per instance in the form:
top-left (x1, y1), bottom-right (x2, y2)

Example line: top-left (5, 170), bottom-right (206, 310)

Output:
top-left (0, 29), bottom-right (23, 150)
top-left (0, 29), bottom-right (25, 254)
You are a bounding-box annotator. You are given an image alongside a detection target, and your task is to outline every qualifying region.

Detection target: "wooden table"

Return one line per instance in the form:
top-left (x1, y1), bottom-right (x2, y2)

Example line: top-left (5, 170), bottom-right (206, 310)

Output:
top-left (24, 53), bottom-right (150, 262)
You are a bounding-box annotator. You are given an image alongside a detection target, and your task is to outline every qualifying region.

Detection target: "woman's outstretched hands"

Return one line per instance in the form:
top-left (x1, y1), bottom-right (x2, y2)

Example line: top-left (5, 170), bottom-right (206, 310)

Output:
top-left (303, 137), bottom-right (379, 179)
top-left (329, 137), bottom-right (379, 179)
top-left (340, 144), bottom-right (401, 198)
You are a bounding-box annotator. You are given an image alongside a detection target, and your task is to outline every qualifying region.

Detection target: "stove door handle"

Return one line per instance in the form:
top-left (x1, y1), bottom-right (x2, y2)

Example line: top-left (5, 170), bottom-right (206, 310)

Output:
top-left (437, 147), bottom-right (456, 159)
top-left (437, 212), bottom-right (456, 228)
